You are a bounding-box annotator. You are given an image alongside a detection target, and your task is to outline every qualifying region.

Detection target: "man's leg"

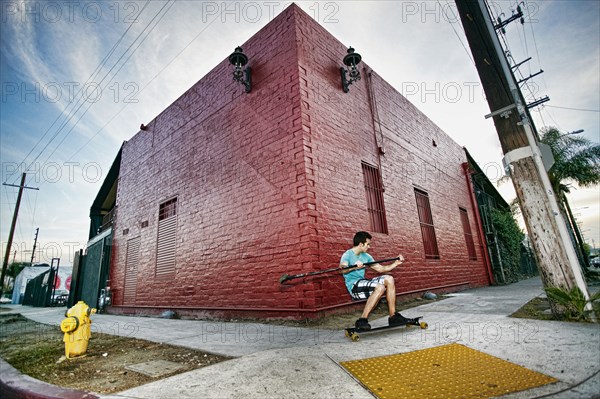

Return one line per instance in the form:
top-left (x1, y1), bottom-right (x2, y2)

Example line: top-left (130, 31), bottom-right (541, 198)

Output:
top-left (360, 284), bottom-right (385, 319)
top-left (383, 275), bottom-right (396, 316)
top-left (385, 276), bottom-right (412, 326)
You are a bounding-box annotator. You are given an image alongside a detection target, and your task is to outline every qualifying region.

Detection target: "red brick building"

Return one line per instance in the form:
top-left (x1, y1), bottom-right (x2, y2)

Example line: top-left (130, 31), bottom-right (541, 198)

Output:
top-left (104, 4), bottom-right (492, 319)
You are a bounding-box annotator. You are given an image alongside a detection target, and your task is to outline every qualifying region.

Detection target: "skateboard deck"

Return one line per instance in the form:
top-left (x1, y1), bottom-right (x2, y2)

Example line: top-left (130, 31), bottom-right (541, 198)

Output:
top-left (344, 316), bottom-right (428, 341)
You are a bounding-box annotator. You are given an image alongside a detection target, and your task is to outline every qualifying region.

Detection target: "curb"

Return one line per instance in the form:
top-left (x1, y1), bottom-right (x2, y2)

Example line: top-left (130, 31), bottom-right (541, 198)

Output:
top-left (0, 358), bottom-right (99, 399)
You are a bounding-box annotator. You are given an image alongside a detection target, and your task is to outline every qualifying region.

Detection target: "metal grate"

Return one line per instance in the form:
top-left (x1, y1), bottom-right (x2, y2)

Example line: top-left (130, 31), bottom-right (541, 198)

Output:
top-left (159, 198), bottom-right (177, 221)
top-left (362, 162), bottom-right (388, 234)
top-left (414, 189), bottom-right (439, 259)
top-left (156, 217), bottom-right (176, 278)
top-left (123, 236), bottom-right (140, 304)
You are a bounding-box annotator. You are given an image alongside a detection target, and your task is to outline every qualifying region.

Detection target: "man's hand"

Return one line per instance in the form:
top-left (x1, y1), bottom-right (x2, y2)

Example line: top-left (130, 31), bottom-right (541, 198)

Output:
top-left (391, 255), bottom-right (404, 268)
top-left (370, 255), bottom-right (404, 273)
top-left (339, 260), bottom-right (364, 274)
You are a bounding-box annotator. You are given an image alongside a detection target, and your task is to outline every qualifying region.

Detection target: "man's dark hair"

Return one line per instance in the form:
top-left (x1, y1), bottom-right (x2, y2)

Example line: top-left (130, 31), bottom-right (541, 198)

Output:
top-left (353, 231), bottom-right (372, 246)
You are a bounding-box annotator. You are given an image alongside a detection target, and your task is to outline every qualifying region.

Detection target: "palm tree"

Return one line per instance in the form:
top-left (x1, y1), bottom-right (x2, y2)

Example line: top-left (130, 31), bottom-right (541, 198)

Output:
top-left (540, 127), bottom-right (600, 272)
top-left (540, 127), bottom-right (600, 194)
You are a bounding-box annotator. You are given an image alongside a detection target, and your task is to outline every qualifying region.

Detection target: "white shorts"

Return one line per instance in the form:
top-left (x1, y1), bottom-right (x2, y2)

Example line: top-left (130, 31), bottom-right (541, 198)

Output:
top-left (350, 276), bottom-right (387, 300)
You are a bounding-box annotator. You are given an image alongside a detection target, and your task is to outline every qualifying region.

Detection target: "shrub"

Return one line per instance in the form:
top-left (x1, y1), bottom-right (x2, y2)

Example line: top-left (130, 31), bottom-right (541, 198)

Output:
top-left (491, 208), bottom-right (524, 283)
top-left (545, 286), bottom-right (600, 321)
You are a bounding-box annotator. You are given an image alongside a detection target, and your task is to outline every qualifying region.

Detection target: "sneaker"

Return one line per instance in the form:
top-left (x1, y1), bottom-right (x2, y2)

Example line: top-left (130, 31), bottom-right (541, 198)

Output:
top-left (388, 312), bottom-right (411, 327)
top-left (355, 318), bottom-right (371, 331)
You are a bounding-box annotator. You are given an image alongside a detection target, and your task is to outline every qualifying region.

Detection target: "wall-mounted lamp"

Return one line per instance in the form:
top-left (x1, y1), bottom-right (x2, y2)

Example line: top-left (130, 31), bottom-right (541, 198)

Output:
top-left (340, 47), bottom-right (362, 93)
top-left (228, 46), bottom-right (252, 93)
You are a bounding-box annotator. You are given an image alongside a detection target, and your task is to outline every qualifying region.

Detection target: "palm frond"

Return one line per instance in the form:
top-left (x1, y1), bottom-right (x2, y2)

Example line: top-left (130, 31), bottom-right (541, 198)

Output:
top-left (540, 127), bottom-right (600, 190)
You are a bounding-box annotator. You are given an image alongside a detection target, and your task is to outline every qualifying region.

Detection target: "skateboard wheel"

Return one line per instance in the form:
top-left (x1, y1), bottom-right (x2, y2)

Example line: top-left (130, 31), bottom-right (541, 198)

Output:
top-left (351, 333), bottom-right (360, 342)
top-left (345, 330), bottom-right (351, 338)
top-left (420, 322), bottom-right (428, 329)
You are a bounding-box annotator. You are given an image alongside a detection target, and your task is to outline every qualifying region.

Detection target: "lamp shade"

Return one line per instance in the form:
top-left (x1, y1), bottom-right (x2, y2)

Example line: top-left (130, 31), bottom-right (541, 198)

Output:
top-left (343, 47), bottom-right (362, 67)
top-left (228, 47), bottom-right (248, 67)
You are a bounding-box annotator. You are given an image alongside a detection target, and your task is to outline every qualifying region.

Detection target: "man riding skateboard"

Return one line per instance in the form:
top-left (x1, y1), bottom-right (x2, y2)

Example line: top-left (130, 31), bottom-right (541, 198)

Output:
top-left (340, 231), bottom-right (409, 331)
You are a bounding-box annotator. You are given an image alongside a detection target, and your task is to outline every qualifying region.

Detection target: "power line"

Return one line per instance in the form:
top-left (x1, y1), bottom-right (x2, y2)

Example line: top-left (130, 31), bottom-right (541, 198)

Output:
top-left (20, 0), bottom-right (234, 185)
top-left (36, 0), bottom-right (176, 175)
top-left (25, 1), bottom-right (170, 184)
top-left (485, 1), bottom-right (564, 139)
top-left (515, 0), bottom-right (530, 75)
top-left (129, 1), bottom-right (231, 99)
top-left (7, 1), bottom-right (151, 185)
top-left (60, 1), bottom-right (232, 169)
top-left (544, 105), bottom-right (600, 113)
top-left (4, 1), bottom-right (175, 251)
top-left (7, 1), bottom-right (157, 186)
top-left (440, 0), bottom-right (476, 67)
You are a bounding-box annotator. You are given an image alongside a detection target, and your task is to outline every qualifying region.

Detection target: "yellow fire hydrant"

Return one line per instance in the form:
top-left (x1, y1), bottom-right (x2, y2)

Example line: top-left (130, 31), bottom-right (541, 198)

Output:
top-left (60, 301), bottom-right (97, 358)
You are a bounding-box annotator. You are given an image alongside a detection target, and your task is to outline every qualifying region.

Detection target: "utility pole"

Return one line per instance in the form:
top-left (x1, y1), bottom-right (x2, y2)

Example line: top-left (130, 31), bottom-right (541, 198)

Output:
top-left (30, 228), bottom-right (39, 266)
top-left (454, 0), bottom-right (591, 315)
top-left (1, 173), bottom-right (39, 298)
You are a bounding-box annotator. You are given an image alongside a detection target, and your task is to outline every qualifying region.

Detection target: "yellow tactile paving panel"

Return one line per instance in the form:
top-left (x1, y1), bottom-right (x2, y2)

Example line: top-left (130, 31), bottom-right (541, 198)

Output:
top-left (340, 343), bottom-right (558, 399)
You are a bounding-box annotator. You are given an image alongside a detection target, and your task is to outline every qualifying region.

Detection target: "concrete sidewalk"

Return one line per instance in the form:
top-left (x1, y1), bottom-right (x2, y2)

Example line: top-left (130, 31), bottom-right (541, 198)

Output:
top-left (3, 277), bottom-right (600, 398)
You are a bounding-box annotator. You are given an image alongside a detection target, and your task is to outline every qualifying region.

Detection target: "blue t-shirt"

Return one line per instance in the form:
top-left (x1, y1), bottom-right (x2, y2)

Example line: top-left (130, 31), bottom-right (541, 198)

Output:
top-left (340, 249), bottom-right (374, 293)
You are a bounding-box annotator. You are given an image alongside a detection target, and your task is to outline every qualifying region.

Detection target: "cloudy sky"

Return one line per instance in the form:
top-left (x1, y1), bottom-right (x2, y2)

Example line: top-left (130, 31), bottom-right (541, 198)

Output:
top-left (1, 0), bottom-right (598, 266)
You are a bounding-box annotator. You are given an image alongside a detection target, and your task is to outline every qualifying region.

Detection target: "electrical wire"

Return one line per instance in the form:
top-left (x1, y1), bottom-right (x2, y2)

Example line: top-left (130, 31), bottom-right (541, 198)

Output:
top-left (531, 369), bottom-right (600, 399)
top-left (440, 0), bottom-right (476, 67)
top-left (545, 105), bottom-right (600, 113)
top-left (6, 0), bottom-right (156, 185)
top-left (6, 1), bottom-right (151, 185)
top-left (36, 0), bottom-right (176, 177)
top-left (516, 0), bottom-right (530, 76)
top-left (35, 0), bottom-right (174, 179)
top-left (522, 0), bottom-right (556, 130)
top-left (28, 191), bottom-right (39, 262)
top-left (60, 1), bottom-right (233, 168)
top-left (486, 4), bottom-right (530, 93)
top-left (3, 1), bottom-right (172, 255)
top-left (2, 187), bottom-right (26, 260)
top-left (486, 0), bottom-right (559, 137)
top-left (464, 0), bottom-right (513, 100)
top-left (538, 106), bottom-right (563, 132)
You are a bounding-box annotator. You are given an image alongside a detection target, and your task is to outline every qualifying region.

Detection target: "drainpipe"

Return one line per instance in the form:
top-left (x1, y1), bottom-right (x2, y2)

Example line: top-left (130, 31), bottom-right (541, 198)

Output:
top-left (462, 162), bottom-right (494, 285)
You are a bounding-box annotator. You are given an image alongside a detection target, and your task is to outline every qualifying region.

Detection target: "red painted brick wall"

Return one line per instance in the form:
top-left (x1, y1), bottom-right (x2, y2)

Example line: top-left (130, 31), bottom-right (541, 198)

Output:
top-left (291, 6), bottom-right (490, 312)
top-left (108, 4), bottom-right (490, 319)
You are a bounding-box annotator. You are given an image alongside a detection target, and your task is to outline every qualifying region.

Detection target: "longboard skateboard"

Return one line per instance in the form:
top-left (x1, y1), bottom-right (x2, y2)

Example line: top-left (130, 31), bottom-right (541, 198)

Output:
top-left (344, 316), bottom-right (428, 342)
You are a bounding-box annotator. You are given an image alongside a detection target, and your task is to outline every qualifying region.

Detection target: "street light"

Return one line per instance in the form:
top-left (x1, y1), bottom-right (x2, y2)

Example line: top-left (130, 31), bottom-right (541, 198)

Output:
top-left (228, 47), bottom-right (252, 93)
top-left (340, 47), bottom-right (362, 93)
top-left (560, 129), bottom-right (584, 137)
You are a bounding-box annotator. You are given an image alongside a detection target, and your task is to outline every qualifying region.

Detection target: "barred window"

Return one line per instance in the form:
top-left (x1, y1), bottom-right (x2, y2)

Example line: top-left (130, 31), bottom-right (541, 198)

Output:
top-left (414, 189), bottom-right (440, 259)
top-left (460, 207), bottom-right (477, 260)
top-left (159, 198), bottom-right (177, 220)
top-left (362, 162), bottom-right (388, 234)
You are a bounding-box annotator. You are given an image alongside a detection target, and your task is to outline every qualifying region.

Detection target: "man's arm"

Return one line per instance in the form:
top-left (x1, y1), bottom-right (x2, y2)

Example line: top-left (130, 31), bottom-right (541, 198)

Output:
top-left (370, 255), bottom-right (404, 273)
top-left (339, 260), bottom-right (364, 274)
